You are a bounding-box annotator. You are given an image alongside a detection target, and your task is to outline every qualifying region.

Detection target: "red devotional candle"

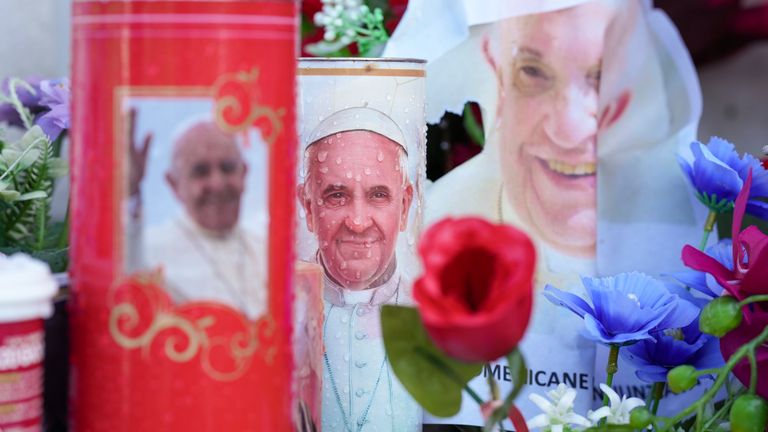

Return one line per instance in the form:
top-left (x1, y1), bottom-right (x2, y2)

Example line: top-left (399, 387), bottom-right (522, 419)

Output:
top-left (70, 1), bottom-right (298, 430)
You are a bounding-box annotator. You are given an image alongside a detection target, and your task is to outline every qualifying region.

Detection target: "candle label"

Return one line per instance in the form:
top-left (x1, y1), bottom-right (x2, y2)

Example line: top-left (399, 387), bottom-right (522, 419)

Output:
top-left (71, 1), bottom-right (298, 430)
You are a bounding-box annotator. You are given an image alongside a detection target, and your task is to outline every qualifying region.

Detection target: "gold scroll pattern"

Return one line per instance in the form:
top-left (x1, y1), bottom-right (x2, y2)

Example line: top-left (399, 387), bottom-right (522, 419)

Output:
top-left (108, 272), bottom-right (277, 382)
top-left (212, 67), bottom-right (286, 145)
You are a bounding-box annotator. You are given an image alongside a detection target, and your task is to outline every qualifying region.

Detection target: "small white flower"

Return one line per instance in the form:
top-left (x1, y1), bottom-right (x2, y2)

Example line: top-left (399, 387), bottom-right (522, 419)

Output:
top-left (587, 383), bottom-right (646, 425)
top-left (313, 12), bottom-right (329, 26)
top-left (323, 30), bottom-right (337, 41)
top-left (527, 384), bottom-right (592, 432)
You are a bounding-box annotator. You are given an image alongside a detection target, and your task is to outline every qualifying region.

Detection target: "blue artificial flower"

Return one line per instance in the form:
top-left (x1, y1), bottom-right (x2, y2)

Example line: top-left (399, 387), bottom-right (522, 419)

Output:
top-left (670, 239), bottom-right (733, 298)
top-left (543, 272), bottom-right (698, 346)
top-left (622, 316), bottom-right (724, 383)
top-left (35, 78), bottom-right (70, 141)
top-left (678, 137), bottom-right (768, 218)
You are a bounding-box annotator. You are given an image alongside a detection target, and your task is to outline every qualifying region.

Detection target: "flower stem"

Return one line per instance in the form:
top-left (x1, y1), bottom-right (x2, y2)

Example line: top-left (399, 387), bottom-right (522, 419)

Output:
top-left (488, 366), bottom-right (500, 401)
top-left (662, 324), bottom-right (768, 430)
top-left (699, 210), bottom-right (718, 250)
top-left (738, 294), bottom-right (768, 308)
top-left (748, 350), bottom-right (758, 395)
top-left (463, 383), bottom-right (484, 405)
top-left (56, 201), bottom-right (70, 249)
top-left (650, 382), bottom-right (665, 415)
top-left (695, 404), bottom-right (705, 432)
top-left (602, 345), bottom-right (620, 407)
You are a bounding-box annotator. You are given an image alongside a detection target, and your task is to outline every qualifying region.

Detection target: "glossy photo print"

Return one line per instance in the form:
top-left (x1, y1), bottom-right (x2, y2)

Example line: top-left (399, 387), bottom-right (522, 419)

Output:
top-left (122, 96), bottom-right (269, 321)
top-left (297, 58), bottom-right (426, 432)
top-left (386, 0), bottom-right (703, 427)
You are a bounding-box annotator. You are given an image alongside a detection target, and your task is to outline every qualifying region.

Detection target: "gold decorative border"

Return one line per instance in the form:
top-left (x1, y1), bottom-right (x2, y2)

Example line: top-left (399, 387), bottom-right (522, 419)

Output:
top-left (108, 273), bottom-right (277, 381)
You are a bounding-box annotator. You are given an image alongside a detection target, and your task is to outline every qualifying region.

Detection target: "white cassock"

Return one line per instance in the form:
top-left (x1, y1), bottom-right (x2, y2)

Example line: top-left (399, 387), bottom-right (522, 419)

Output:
top-left (133, 212), bottom-right (268, 320)
top-left (320, 269), bottom-right (421, 432)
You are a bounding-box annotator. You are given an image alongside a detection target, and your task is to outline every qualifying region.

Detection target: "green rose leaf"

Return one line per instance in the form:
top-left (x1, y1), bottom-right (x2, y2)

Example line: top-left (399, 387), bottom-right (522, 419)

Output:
top-left (381, 305), bottom-right (483, 417)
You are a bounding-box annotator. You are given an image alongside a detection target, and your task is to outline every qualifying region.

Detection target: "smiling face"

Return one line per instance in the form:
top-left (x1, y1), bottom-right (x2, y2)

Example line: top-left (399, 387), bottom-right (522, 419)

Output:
top-left (166, 122), bottom-right (246, 235)
top-left (498, 3), bottom-right (614, 258)
top-left (299, 130), bottom-right (413, 290)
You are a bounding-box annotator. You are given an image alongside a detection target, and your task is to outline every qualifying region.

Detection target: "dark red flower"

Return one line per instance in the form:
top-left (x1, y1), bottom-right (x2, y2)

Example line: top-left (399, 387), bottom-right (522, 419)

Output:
top-left (682, 170), bottom-right (768, 397)
top-left (413, 217), bottom-right (536, 362)
top-left (720, 307), bottom-right (768, 399)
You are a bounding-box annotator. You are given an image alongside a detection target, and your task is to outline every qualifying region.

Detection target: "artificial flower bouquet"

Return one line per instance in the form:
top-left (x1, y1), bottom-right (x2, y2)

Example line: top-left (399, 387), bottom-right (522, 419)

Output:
top-left (0, 77), bottom-right (70, 272)
top-left (382, 137), bottom-right (768, 432)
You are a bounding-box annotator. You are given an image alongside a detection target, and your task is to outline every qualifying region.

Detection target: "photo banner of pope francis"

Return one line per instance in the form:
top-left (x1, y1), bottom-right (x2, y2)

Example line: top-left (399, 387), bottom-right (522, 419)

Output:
top-left (296, 58), bottom-right (428, 432)
top-left (385, 0), bottom-right (707, 427)
top-left (123, 97), bottom-right (269, 322)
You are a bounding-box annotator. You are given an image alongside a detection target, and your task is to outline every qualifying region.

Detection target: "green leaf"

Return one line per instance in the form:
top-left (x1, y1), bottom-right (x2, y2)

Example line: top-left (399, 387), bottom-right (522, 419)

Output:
top-left (17, 191), bottom-right (47, 201)
top-left (0, 189), bottom-right (20, 202)
top-left (381, 305), bottom-right (483, 417)
top-left (17, 126), bottom-right (46, 150)
top-left (30, 247), bottom-right (69, 273)
top-left (47, 157), bottom-right (68, 178)
top-left (2, 147), bottom-right (40, 171)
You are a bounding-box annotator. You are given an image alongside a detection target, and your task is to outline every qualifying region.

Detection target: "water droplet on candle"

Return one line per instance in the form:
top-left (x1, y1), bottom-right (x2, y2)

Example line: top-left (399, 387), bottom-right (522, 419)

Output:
top-left (317, 150), bottom-right (328, 162)
top-left (376, 151), bottom-right (384, 162)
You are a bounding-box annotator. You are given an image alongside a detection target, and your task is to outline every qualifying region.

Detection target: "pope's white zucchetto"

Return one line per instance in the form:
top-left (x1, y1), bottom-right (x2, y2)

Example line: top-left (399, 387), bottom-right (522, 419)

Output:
top-left (304, 107), bottom-right (408, 155)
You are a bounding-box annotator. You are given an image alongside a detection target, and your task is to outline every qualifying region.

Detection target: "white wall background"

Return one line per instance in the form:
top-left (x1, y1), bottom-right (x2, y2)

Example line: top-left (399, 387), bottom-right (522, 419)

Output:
top-left (698, 43), bottom-right (768, 157)
top-left (0, 0), bottom-right (72, 79)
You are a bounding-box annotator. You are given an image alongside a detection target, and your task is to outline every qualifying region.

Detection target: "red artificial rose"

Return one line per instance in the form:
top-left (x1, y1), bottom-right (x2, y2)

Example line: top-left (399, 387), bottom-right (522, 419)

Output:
top-left (413, 217), bottom-right (536, 362)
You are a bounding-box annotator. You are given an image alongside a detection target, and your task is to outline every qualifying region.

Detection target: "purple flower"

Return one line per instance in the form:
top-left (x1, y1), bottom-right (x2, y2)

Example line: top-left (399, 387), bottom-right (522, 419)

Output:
top-left (622, 286), bottom-right (724, 383)
top-left (35, 78), bottom-right (70, 140)
top-left (677, 137), bottom-right (768, 218)
top-left (623, 320), bottom-right (723, 383)
top-left (544, 272), bottom-right (698, 346)
top-left (670, 239), bottom-right (733, 298)
top-left (0, 77), bottom-right (43, 127)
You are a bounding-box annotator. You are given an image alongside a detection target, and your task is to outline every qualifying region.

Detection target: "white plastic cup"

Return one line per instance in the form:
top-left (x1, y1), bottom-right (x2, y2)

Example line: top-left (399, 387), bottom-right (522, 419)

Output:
top-left (0, 254), bottom-right (57, 431)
